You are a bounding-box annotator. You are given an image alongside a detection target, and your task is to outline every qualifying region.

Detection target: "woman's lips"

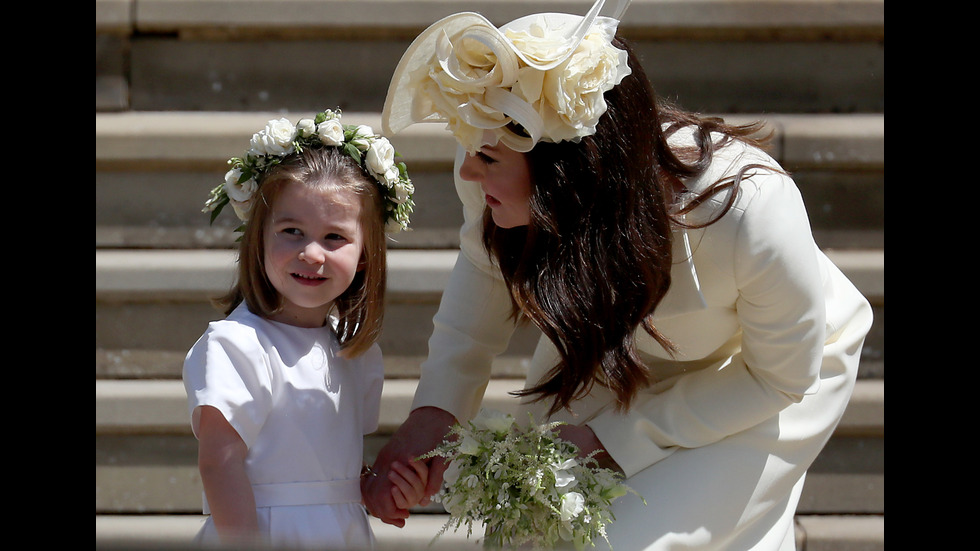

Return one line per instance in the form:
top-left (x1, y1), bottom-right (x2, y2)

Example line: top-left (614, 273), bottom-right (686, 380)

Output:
top-left (485, 194), bottom-right (501, 207)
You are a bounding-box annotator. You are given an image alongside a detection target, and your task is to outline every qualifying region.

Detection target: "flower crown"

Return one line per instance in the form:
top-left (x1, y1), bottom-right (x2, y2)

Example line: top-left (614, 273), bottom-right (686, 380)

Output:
top-left (204, 109), bottom-right (415, 233)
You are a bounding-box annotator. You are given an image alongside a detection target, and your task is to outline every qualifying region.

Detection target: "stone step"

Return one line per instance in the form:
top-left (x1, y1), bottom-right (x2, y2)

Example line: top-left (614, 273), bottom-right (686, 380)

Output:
top-left (95, 248), bottom-right (885, 378)
top-left (97, 0), bottom-right (884, 113)
top-left (97, 0), bottom-right (885, 38)
top-left (96, 378), bottom-right (883, 515)
top-left (95, 513), bottom-right (884, 551)
top-left (96, 111), bottom-right (884, 250)
top-left (97, 377), bottom-right (883, 437)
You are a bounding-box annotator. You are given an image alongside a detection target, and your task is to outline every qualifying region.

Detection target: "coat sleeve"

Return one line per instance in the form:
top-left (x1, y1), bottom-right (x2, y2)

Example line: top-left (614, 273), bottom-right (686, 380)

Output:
top-left (411, 147), bottom-right (518, 422)
top-left (586, 169), bottom-right (862, 478)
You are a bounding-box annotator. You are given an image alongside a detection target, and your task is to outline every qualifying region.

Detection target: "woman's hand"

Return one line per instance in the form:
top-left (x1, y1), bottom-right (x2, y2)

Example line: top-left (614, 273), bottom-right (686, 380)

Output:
top-left (556, 423), bottom-right (624, 475)
top-left (361, 407), bottom-right (457, 527)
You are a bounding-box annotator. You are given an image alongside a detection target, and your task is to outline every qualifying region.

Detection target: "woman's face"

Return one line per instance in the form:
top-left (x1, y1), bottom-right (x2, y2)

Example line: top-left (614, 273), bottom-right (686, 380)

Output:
top-left (262, 181), bottom-right (364, 328)
top-left (458, 143), bottom-right (533, 228)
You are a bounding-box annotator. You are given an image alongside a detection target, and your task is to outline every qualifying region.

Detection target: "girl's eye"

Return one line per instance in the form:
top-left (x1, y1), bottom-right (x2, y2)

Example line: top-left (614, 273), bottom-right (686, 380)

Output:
top-left (282, 227), bottom-right (302, 236)
top-left (325, 233), bottom-right (348, 242)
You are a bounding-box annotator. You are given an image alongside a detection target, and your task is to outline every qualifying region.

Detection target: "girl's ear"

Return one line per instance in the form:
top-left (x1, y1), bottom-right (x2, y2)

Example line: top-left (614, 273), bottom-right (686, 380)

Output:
top-left (357, 253), bottom-right (367, 272)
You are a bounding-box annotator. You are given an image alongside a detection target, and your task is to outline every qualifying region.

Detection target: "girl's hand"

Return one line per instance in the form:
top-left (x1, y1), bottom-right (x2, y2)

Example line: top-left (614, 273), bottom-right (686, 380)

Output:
top-left (388, 460), bottom-right (430, 510)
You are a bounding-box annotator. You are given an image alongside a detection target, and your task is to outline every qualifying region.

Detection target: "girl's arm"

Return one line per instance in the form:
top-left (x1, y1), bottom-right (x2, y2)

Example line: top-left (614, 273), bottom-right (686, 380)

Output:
top-left (196, 405), bottom-right (258, 542)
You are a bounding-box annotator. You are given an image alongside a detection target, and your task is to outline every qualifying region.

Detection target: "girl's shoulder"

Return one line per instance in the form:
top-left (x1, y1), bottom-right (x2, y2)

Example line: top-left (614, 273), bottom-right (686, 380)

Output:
top-left (209, 303), bottom-right (263, 334)
top-left (333, 341), bottom-right (385, 377)
top-left (192, 303), bottom-right (270, 354)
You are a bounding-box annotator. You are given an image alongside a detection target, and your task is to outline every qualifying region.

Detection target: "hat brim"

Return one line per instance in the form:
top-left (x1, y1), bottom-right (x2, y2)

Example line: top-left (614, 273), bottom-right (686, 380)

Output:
top-left (382, 12), bottom-right (493, 136)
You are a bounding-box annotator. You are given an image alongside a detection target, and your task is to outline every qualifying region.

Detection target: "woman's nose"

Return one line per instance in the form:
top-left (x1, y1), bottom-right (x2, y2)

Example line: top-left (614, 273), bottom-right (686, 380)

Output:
top-left (458, 153), bottom-right (483, 183)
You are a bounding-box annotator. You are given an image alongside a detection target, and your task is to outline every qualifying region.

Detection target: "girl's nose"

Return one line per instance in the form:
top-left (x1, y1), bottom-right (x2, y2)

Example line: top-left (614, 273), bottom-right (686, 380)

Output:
top-left (458, 153), bottom-right (483, 183)
top-left (298, 242), bottom-right (326, 264)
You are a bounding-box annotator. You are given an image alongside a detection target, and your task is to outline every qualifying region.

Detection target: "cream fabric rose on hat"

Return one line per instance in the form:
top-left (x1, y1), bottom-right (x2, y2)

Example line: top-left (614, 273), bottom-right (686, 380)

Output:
top-left (383, 0), bottom-right (632, 153)
top-left (509, 18), bottom-right (629, 145)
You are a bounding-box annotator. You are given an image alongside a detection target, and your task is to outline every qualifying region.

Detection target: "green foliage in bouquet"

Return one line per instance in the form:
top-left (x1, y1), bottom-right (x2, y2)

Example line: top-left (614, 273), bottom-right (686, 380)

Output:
top-left (419, 409), bottom-right (641, 550)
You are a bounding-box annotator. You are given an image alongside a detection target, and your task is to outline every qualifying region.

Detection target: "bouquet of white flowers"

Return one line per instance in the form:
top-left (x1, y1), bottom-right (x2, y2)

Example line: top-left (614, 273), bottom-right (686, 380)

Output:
top-left (420, 409), bottom-right (640, 550)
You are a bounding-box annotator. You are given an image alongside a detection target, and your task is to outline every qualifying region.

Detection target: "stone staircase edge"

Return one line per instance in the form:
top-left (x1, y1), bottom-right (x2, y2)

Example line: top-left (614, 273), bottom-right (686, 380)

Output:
top-left (95, 513), bottom-right (883, 550)
top-left (95, 111), bottom-right (884, 171)
top-left (96, 378), bottom-right (883, 435)
top-left (95, 248), bottom-right (883, 302)
top-left (94, 248), bottom-right (460, 300)
top-left (96, 0), bottom-right (884, 36)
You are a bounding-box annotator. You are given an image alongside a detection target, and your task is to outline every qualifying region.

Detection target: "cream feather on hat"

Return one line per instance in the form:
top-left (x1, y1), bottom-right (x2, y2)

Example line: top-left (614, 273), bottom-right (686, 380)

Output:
top-left (382, 0), bottom-right (632, 153)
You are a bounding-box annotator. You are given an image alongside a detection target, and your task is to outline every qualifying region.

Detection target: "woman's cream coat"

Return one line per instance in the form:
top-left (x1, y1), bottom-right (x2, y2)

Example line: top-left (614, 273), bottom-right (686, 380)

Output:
top-left (411, 131), bottom-right (873, 548)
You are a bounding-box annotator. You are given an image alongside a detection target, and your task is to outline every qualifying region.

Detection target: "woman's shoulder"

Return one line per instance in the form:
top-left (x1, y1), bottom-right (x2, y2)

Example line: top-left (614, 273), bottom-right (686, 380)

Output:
top-left (672, 130), bottom-right (795, 222)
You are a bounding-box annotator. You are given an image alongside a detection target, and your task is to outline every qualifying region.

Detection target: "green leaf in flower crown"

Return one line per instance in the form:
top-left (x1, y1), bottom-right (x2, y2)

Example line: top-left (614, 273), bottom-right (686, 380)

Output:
top-left (343, 142), bottom-right (362, 164)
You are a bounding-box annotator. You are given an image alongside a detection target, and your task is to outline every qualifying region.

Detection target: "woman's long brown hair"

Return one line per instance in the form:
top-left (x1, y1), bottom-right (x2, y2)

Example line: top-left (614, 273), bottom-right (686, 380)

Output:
top-left (483, 37), bottom-right (773, 416)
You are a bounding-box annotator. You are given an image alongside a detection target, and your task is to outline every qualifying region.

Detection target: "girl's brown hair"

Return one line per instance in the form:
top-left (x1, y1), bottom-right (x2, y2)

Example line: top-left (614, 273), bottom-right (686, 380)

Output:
top-left (216, 147), bottom-right (388, 358)
top-left (483, 37), bottom-right (773, 416)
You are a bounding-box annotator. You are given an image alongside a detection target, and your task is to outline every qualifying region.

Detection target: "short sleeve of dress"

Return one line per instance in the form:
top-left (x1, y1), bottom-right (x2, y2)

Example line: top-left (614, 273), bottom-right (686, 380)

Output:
top-left (182, 318), bottom-right (274, 449)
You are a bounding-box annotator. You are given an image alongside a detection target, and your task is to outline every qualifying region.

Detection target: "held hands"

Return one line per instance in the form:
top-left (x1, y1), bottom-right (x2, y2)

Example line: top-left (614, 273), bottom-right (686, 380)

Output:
top-left (361, 407), bottom-right (457, 527)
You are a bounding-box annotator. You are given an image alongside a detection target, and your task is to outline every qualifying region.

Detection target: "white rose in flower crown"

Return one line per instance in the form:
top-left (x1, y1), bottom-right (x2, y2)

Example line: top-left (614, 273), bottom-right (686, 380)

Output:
top-left (351, 125), bottom-right (375, 151)
top-left (365, 136), bottom-right (395, 176)
top-left (316, 118), bottom-right (345, 146)
top-left (541, 30), bottom-right (630, 142)
top-left (296, 118), bottom-right (317, 138)
top-left (223, 168), bottom-right (257, 203)
top-left (249, 117), bottom-right (296, 156)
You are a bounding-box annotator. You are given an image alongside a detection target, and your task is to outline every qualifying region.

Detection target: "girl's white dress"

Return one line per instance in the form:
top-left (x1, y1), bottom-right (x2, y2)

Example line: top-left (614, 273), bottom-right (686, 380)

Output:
top-left (183, 303), bottom-right (383, 550)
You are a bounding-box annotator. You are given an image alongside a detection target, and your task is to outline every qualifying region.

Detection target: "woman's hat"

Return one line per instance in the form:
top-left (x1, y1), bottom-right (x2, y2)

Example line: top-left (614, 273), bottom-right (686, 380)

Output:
top-left (382, 0), bottom-right (632, 152)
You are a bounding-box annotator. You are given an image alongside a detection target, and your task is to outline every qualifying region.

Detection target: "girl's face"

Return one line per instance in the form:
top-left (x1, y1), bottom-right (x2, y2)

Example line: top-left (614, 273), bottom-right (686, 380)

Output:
top-left (458, 143), bottom-right (533, 228)
top-left (263, 181), bottom-right (364, 328)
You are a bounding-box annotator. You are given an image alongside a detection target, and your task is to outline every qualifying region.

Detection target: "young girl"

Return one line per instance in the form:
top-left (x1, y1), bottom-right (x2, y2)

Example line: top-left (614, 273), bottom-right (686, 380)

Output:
top-left (183, 110), bottom-right (425, 549)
